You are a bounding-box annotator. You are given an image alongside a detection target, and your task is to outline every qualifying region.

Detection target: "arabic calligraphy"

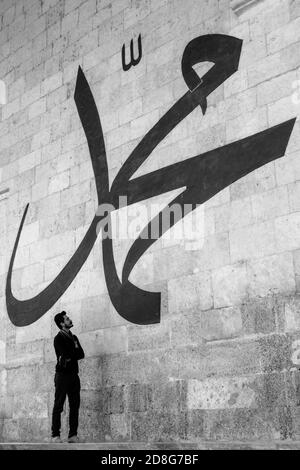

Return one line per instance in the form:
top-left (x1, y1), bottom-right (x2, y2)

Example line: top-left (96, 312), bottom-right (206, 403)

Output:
top-left (6, 34), bottom-right (296, 327)
top-left (122, 34), bottom-right (142, 71)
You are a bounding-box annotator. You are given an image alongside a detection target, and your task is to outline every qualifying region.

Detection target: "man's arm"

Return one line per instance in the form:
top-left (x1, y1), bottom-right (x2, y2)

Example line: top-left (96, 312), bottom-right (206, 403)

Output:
top-left (54, 334), bottom-right (73, 363)
top-left (73, 336), bottom-right (85, 360)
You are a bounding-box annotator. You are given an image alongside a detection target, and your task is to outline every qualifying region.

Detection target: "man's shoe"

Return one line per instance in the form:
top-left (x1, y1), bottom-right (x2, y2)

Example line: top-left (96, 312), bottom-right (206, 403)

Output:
top-left (68, 435), bottom-right (80, 443)
top-left (51, 436), bottom-right (62, 443)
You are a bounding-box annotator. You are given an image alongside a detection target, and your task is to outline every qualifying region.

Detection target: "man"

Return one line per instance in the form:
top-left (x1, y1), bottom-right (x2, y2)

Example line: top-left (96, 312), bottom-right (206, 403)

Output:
top-left (51, 311), bottom-right (84, 443)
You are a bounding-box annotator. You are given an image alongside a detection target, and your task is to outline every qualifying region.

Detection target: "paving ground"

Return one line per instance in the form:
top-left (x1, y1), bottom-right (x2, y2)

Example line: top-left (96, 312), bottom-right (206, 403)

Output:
top-left (0, 440), bottom-right (300, 450)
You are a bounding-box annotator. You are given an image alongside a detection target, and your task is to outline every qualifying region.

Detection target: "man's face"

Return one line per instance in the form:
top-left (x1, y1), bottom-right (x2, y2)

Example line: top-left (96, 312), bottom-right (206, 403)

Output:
top-left (61, 314), bottom-right (73, 329)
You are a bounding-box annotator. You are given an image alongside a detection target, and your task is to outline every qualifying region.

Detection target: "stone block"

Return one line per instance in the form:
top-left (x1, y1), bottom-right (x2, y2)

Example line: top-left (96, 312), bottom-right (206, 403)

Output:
top-left (15, 313), bottom-right (51, 343)
top-left (41, 72), bottom-right (63, 96)
top-left (110, 413), bottom-right (130, 441)
top-left (126, 383), bottom-right (152, 412)
top-left (80, 357), bottom-right (102, 391)
top-left (6, 340), bottom-right (44, 368)
top-left (212, 262), bottom-right (248, 308)
top-left (168, 270), bottom-right (213, 315)
top-left (257, 70), bottom-right (297, 106)
top-left (186, 410), bottom-right (205, 440)
top-left (247, 51), bottom-right (284, 88)
top-left (81, 294), bottom-right (111, 332)
top-left (198, 307), bottom-right (243, 341)
top-left (226, 107), bottom-right (268, 143)
top-left (28, 98), bottom-right (46, 120)
top-left (165, 340), bottom-right (260, 382)
top-left (269, 95), bottom-right (298, 127)
top-left (131, 411), bottom-right (186, 441)
top-left (119, 98), bottom-right (143, 126)
top-left (12, 392), bottom-right (49, 419)
top-left (204, 407), bottom-right (287, 441)
top-left (79, 326), bottom-right (127, 357)
top-left (149, 380), bottom-right (187, 413)
top-left (170, 307), bottom-right (242, 346)
top-left (251, 186), bottom-right (289, 222)
top-left (3, 418), bottom-right (50, 442)
top-left (3, 98), bottom-right (20, 120)
top-left (187, 375), bottom-right (257, 410)
top-left (275, 213), bottom-right (300, 252)
top-left (284, 296), bottom-right (300, 331)
top-left (0, 395), bottom-right (13, 419)
top-left (275, 151), bottom-right (300, 186)
top-left (218, 88), bottom-right (257, 122)
top-left (288, 181), bottom-right (300, 213)
top-left (290, 0), bottom-right (300, 20)
top-left (101, 350), bottom-right (166, 387)
top-left (21, 263), bottom-right (44, 288)
top-left (247, 253), bottom-right (295, 298)
top-left (6, 363), bottom-right (53, 395)
top-left (19, 151), bottom-right (41, 173)
top-left (79, 410), bottom-right (111, 442)
top-left (130, 110), bottom-right (160, 141)
top-left (267, 16), bottom-right (300, 54)
top-left (279, 40), bottom-right (300, 76)
top-left (241, 296), bottom-right (283, 334)
top-left (77, 330), bottom-right (104, 358)
top-left (0, 342), bottom-right (5, 367)
top-left (224, 70), bottom-right (248, 98)
top-left (258, 333), bottom-right (291, 373)
top-left (18, 220), bottom-right (39, 247)
top-left (239, 35), bottom-right (267, 68)
top-left (102, 327), bottom-right (128, 355)
top-left (100, 385), bottom-right (125, 415)
top-left (214, 197), bottom-right (253, 233)
top-left (128, 323), bottom-right (169, 352)
top-left (48, 170), bottom-right (70, 194)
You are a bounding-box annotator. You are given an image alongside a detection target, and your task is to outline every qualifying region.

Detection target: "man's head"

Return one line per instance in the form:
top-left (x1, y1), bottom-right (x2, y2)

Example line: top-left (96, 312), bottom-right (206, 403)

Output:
top-left (54, 311), bottom-right (73, 330)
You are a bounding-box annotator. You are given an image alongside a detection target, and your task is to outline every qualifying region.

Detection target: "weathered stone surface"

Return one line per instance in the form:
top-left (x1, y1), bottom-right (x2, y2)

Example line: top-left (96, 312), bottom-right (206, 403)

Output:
top-left (170, 307), bottom-right (242, 345)
top-left (258, 334), bottom-right (291, 373)
top-left (247, 253), bottom-right (295, 298)
top-left (131, 411), bottom-right (187, 441)
top-left (126, 383), bottom-right (152, 412)
top-left (79, 410), bottom-right (111, 442)
top-left (12, 393), bottom-right (49, 419)
top-left (204, 407), bottom-right (292, 441)
top-left (2, 418), bottom-right (50, 442)
top-left (0, 395), bottom-right (12, 419)
top-left (110, 413), bottom-right (131, 441)
top-left (128, 322), bottom-right (170, 352)
top-left (81, 294), bottom-right (123, 332)
top-left (6, 339), bottom-right (44, 367)
top-left (168, 270), bottom-right (213, 315)
top-left (6, 363), bottom-right (53, 394)
top-left (284, 296), bottom-right (300, 331)
top-left (212, 262), bottom-right (248, 308)
top-left (187, 376), bottom-right (257, 410)
top-left (79, 357), bottom-right (102, 390)
top-left (166, 341), bottom-right (261, 381)
top-left (240, 296), bottom-right (283, 334)
top-left (79, 326), bottom-right (127, 357)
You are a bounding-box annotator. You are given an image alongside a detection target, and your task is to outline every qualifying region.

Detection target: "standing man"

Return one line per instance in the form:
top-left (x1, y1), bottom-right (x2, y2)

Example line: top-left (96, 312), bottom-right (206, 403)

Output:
top-left (51, 311), bottom-right (85, 443)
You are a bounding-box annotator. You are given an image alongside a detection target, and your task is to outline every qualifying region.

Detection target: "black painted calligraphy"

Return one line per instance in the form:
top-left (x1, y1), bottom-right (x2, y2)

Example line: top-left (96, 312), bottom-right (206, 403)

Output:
top-left (6, 34), bottom-right (296, 327)
top-left (122, 34), bottom-right (142, 71)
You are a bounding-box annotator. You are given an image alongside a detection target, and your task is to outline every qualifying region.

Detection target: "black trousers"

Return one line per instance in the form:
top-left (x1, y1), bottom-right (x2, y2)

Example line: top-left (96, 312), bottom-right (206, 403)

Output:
top-left (51, 372), bottom-right (80, 438)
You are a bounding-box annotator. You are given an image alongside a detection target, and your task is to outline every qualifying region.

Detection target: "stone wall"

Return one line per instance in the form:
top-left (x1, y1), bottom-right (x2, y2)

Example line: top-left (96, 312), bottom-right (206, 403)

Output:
top-left (1, 0), bottom-right (300, 442)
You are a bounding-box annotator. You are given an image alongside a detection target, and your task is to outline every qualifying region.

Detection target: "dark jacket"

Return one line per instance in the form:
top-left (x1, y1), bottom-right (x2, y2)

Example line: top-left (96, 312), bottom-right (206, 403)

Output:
top-left (54, 330), bottom-right (84, 374)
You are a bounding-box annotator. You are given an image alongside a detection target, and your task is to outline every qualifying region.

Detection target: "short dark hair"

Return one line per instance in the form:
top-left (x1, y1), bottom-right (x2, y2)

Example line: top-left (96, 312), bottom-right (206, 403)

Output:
top-left (54, 311), bottom-right (67, 329)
